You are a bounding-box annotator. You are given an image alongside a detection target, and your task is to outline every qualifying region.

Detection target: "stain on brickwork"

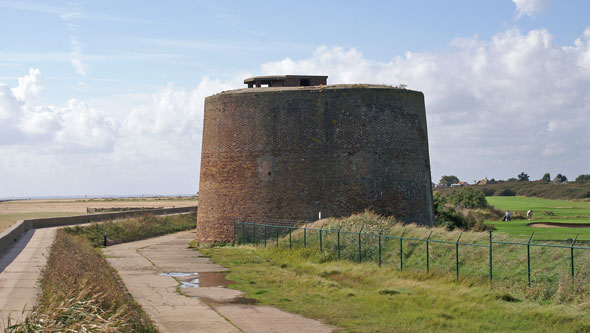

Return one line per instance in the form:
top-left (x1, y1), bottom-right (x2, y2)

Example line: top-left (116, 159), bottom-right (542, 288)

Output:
top-left (197, 84), bottom-right (434, 243)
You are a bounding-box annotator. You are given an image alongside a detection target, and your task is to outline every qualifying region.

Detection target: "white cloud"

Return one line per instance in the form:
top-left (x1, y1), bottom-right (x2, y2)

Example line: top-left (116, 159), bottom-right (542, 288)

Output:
top-left (2, 26), bottom-right (590, 196)
top-left (512, 0), bottom-right (550, 19)
top-left (11, 67), bottom-right (43, 101)
top-left (260, 28), bottom-right (590, 182)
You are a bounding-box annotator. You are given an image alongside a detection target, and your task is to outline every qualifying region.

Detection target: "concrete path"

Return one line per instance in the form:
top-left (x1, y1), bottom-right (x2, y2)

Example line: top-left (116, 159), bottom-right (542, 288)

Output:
top-left (104, 230), bottom-right (332, 333)
top-left (0, 228), bottom-right (56, 328)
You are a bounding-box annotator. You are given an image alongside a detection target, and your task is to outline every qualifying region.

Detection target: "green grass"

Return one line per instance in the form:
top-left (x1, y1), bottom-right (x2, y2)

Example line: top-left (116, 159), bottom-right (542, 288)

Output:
top-left (486, 196), bottom-right (590, 240)
top-left (63, 213), bottom-right (196, 246)
top-left (202, 245), bottom-right (590, 332)
top-left (5, 230), bottom-right (156, 332)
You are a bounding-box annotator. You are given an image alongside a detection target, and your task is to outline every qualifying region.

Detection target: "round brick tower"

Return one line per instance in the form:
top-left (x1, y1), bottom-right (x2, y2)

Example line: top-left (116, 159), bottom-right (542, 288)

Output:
top-left (197, 75), bottom-right (434, 243)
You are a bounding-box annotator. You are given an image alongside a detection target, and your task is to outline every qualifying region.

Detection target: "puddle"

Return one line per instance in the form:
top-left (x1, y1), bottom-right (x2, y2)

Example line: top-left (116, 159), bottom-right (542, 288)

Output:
top-left (160, 272), bottom-right (232, 288)
top-left (160, 272), bottom-right (198, 277)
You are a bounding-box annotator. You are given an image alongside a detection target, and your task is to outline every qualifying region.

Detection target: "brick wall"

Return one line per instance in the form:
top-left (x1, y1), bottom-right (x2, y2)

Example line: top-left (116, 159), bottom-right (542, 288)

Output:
top-left (197, 85), bottom-right (434, 243)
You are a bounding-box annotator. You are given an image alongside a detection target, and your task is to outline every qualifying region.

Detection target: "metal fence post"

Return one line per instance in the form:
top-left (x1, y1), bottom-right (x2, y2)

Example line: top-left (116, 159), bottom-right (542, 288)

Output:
top-left (233, 219), bottom-right (237, 246)
top-left (264, 224), bottom-right (267, 247)
top-left (426, 230), bottom-right (433, 274)
top-left (489, 229), bottom-right (493, 283)
top-left (571, 234), bottom-right (579, 281)
top-left (358, 226), bottom-right (364, 263)
top-left (455, 232), bottom-right (463, 281)
top-left (378, 228), bottom-right (384, 267)
top-left (527, 233), bottom-right (534, 287)
top-left (275, 224), bottom-right (279, 247)
top-left (304, 225), bottom-right (307, 248)
top-left (320, 226), bottom-right (324, 252)
top-left (253, 224), bottom-right (256, 245)
top-left (242, 221), bottom-right (246, 245)
top-left (337, 225), bottom-right (342, 259)
top-left (289, 226), bottom-right (292, 249)
top-left (400, 228), bottom-right (406, 271)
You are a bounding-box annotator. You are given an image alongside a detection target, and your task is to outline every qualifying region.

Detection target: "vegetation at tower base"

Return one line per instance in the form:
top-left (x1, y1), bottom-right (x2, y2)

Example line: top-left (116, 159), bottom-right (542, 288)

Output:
top-left (5, 230), bottom-right (155, 332)
top-left (200, 213), bottom-right (590, 332)
top-left (197, 84), bottom-right (434, 243)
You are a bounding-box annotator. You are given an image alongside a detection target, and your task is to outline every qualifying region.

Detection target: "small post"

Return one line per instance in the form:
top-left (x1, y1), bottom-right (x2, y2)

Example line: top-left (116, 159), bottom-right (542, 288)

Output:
top-left (304, 225), bottom-right (307, 248)
top-left (571, 234), bottom-right (579, 281)
top-left (289, 225), bottom-right (292, 249)
top-left (489, 229), bottom-right (493, 283)
top-left (378, 228), bottom-right (384, 267)
top-left (253, 224), bottom-right (257, 245)
top-left (527, 232), bottom-right (534, 287)
top-left (264, 224), bottom-right (267, 247)
top-left (103, 232), bottom-right (107, 247)
top-left (358, 226), bottom-right (364, 263)
top-left (455, 232), bottom-right (463, 281)
top-left (233, 219), bottom-right (237, 246)
top-left (275, 224), bottom-right (279, 247)
top-left (320, 225), bottom-right (324, 252)
top-left (319, 211), bottom-right (322, 220)
top-left (337, 225), bottom-right (342, 259)
top-left (400, 228), bottom-right (407, 271)
top-left (426, 230), bottom-right (433, 274)
top-left (242, 222), bottom-right (246, 245)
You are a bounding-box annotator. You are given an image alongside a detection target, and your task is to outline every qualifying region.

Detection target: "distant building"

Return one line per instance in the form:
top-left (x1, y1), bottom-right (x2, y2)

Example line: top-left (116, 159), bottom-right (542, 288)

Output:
top-left (450, 181), bottom-right (468, 187)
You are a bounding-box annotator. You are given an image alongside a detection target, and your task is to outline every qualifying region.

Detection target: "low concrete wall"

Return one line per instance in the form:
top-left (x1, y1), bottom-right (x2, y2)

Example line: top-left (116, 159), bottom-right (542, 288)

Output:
top-left (0, 206), bottom-right (197, 256)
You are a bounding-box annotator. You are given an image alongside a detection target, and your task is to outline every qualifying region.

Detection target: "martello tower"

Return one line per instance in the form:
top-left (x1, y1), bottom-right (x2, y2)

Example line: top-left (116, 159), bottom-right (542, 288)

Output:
top-left (196, 75), bottom-right (434, 243)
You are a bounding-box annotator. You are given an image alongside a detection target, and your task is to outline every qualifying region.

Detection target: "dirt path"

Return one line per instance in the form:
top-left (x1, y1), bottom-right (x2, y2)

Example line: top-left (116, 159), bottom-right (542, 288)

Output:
top-left (0, 228), bottom-right (56, 328)
top-left (103, 230), bottom-right (332, 333)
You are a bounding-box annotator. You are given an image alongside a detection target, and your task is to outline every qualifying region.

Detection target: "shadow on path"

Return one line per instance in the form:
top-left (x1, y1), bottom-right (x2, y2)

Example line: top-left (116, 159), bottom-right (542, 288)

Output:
top-left (0, 229), bottom-right (35, 273)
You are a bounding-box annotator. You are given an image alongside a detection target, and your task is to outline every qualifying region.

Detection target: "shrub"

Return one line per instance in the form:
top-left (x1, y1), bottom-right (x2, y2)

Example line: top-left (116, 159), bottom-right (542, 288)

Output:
top-left (433, 192), bottom-right (485, 231)
top-left (575, 174), bottom-right (590, 183)
top-left (449, 187), bottom-right (488, 209)
top-left (494, 188), bottom-right (516, 196)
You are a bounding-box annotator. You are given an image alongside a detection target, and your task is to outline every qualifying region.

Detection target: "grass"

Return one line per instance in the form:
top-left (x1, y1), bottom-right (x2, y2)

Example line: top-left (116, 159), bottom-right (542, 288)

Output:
top-left (231, 213), bottom-right (590, 304)
top-left (5, 230), bottom-right (156, 332)
top-left (486, 196), bottom-right (590, 240)
top-left (438, 181), bottom-right (590, 200)
top-left (64, 213), bottom-right (196, 246)
top-left (0, 212), bottom-right (79, 233)
top-left (202, 244), bottom-right (590, 332)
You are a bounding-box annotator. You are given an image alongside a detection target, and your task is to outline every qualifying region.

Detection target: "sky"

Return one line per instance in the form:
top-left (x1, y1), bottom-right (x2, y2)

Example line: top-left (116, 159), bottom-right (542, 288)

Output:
top-left (1, 0), bottom-right (589, 197)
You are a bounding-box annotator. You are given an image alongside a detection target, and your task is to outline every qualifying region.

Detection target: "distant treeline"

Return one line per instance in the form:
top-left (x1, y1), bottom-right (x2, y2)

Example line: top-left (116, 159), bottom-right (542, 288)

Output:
top-left (437, 181), bottom-right (590, 200)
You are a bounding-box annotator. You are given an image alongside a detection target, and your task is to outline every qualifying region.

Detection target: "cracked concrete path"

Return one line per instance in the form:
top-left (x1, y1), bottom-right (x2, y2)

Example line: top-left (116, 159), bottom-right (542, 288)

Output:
top-left (103, 230), bottom-right (332, 333)
top-left (0, 228), bottom-right (56, 327)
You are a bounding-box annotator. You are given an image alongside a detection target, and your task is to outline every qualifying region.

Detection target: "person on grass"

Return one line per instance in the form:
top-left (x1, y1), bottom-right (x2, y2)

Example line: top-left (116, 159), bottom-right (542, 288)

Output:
top-left (527, 209), bottom-right (533, 220)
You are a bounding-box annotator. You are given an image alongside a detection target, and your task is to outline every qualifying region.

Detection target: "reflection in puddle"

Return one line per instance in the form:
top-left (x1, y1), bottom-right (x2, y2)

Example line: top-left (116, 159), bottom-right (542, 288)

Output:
top-left (160, 272), bottom-right (232, 288)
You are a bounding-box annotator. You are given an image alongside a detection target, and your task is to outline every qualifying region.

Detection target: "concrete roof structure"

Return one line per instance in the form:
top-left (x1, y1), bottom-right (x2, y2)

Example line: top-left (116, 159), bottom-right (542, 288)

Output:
top-left (244, 75), bottom-right (328, 88)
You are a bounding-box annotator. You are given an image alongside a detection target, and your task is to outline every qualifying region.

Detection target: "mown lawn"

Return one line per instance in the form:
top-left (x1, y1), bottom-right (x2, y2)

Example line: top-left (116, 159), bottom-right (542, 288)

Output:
top-left (202, 245), bottom-right (590, 332)
top-left (486, 196), bottom-right (590, 240)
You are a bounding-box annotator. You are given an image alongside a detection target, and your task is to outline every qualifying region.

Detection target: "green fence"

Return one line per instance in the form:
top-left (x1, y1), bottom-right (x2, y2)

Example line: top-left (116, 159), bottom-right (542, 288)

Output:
top-left (234, 219), bottom-right (590, 287)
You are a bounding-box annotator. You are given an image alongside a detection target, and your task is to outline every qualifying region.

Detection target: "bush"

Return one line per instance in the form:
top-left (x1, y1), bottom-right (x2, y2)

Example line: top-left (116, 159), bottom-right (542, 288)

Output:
top-left (433, 192), bottom-right (485, 231)
top-left (449, 187), bottom-right (488, 209)
top-left (494, 188), bottom-right (516, 196)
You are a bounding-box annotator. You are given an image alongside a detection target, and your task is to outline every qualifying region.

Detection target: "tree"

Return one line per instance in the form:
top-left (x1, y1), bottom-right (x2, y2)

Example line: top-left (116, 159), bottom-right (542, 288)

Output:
top-left (517, 172), bottom-right (530, 182)
top-left (575, 174), bottom-right (590, 182)
top-left (439, 175), bottom-right (460, 187)
top-left (554, 174), bottom-right (568, 182)
top-left (449, 187), bottom-right (488, 209)
top-left (541, 173), bottom-right (551, 182)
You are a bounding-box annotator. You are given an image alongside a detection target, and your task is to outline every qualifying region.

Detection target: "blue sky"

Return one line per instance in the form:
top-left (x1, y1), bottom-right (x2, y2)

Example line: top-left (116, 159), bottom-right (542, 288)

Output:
top-left (1, 0), bottom-right (589, 197)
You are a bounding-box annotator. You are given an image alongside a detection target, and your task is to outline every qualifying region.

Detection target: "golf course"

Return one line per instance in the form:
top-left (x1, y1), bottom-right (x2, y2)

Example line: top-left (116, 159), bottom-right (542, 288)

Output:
top-left (486, 196), bottom-right (590, 240)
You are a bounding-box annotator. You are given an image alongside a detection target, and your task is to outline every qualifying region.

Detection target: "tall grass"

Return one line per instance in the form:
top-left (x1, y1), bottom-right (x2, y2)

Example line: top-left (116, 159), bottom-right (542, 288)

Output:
top-left (5, 230), bottom-right (156, 332)
top-left (238, 211), bottom-right (590, 305)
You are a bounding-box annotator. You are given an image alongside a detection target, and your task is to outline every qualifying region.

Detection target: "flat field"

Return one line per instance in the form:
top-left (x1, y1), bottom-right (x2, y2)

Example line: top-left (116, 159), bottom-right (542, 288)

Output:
top-left (0, 197), bottom-right (197, 232)
top-left (486, 196), bottom-right (590, 240)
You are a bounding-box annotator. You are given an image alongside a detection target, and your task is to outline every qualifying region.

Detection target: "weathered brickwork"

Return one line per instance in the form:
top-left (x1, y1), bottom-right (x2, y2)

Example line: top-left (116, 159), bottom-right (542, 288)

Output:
top-left (196, 84), bottom-right (434, 243)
